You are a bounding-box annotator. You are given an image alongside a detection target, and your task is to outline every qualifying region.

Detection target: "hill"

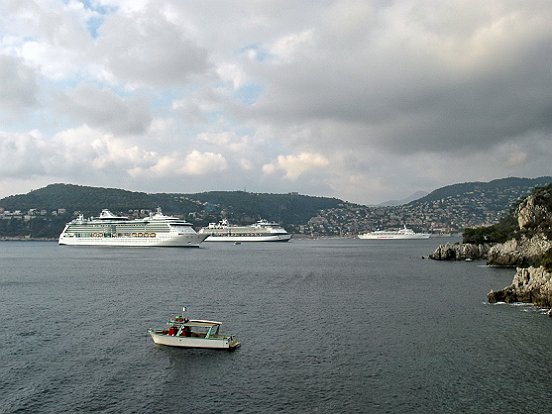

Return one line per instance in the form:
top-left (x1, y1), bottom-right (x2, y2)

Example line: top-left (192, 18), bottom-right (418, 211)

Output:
top-left (0, 184), bottom-right (199, 215)
top-left (0, 184), bottom-right (345, 239)
top-left (306, 177), bottom-right (552, 237)
top-left (376, 191), bottom-right (429, 207)
top-left (184, 191), bottom-right (342, 225)
top-left (1, 176), bottom-right (551, 239)
top-left (415, 177), bottom-right (552, 205)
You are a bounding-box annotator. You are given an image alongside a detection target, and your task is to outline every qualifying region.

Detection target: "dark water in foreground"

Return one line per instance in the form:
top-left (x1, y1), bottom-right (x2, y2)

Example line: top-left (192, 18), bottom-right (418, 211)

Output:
top-left (1, 239), bottom-right (551, 413)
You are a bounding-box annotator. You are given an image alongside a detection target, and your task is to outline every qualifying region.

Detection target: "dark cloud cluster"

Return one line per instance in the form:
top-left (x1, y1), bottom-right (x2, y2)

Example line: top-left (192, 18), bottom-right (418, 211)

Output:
top-left (0, 1), bottom-right (550, 203)
top-left (248, 1), bottom-right (552, 156)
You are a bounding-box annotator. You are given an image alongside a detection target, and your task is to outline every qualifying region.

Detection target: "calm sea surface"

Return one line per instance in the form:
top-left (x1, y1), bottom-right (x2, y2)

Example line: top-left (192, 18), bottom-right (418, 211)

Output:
top-left (1, 239), bottom-right (551, 413)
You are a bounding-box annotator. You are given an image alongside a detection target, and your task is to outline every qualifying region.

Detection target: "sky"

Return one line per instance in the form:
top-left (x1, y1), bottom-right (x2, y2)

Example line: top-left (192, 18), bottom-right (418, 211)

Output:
top-left (0, 0), bottom-right (551, 205)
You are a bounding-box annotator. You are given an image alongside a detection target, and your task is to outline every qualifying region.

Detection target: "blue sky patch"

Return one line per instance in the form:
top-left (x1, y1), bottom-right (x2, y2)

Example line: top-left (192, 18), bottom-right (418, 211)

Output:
top-left (235, 84), bottom-right (263, 106)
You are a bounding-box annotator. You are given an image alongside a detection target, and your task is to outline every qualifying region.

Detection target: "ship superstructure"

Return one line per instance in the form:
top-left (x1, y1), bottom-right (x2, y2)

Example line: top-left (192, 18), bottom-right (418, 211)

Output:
top-left (58, 208), bottom-right (207, 247)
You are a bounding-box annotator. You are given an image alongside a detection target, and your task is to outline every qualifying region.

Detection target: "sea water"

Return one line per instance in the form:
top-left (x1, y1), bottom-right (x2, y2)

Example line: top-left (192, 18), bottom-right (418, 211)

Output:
top-left (1, 239), bottom-right (551, 413)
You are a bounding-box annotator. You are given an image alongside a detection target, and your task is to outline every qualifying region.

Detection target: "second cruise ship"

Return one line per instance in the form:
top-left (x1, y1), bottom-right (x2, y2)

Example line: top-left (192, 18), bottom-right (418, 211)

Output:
top-left (199, 219), bottom-right (292, 242)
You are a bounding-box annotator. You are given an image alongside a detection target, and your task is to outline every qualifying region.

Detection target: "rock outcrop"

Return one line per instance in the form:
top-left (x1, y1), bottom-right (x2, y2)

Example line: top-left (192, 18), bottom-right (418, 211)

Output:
top-left (485, 187), bottom-right (551, 267)
top-left (431, 185), bottom-right (552, 311)
top-left (487, 266), bottom-right (552, 308)
top-left (429, 242), bottom-right (490, 261)
top-left (486, 235), bottom-right (551, 267)
top-left (516, 189), bottom-right (552, 233)
top-left (485, 188), bottom-right (552, 310)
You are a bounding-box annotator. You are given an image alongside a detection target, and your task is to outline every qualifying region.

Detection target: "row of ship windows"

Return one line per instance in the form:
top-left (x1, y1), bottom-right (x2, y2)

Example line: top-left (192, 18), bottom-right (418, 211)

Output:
top-left (70, 226), bottom-right (168, 231)
top-left (78, 233), bottom-right (158, 238)
top-left (208, 233), bottom-right (285, 237)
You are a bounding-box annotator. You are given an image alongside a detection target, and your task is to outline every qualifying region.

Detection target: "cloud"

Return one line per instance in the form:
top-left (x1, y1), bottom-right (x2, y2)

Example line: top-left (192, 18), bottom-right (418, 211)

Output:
top-left (1, 0), bottom-right (94, 80)
top-left (198, 131), bottom-right (253, 154)
top-left (0, 125), bottom-right (154, 182)
top-left (0, 131), bottom-right (47, 177)
top-left (216, 63), bottom-right (247, 90)
top-left (268, 30), bottom-right (314, 63)
top-left (50, 125), bottom-right (156, 174)
top-left (0, 55), bottom-right (38, 116)
top-left (247, 1), bottom-right (552, 156)
top-left (181, 150), bottom-right (228, 175)
top-left (95, 6), bottom-right (210, 87)
top-left (128, 150), bottom-right (227, 178)
top-left (55, 83), bottom-right (152, 135)
top-left (263, 152), bottom-right (329, 180)
top-left (0, 1), bottom-right (551, 204)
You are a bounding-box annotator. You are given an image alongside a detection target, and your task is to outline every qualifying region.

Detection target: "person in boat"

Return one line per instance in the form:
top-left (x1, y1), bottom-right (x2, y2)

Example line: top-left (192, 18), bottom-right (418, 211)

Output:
top-left (174, 315), bottom-right (189, 323)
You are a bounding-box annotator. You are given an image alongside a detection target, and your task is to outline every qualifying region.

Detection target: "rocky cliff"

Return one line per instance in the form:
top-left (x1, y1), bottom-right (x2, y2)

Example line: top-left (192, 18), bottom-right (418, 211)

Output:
top-left (485, 187), bottom-right (552, 267)
top-left (431, 185), bottom-right (552, 264)
top-left (432, 185), bottom-right (552, 311)
top-left (486, 235), bottom-right (551, 267)
top-left (486, 187), bottom-right (552, 310)
top-left (429, 242), bottom-right (491, 260)
top-left (487, 266), bottom-right (552, 308)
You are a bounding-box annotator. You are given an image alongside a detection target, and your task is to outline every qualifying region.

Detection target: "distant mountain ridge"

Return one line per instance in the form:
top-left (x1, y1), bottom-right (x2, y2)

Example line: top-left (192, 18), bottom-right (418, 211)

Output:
top-left (377, 191), bottom-right (429, 207)
top-left (414, 177), bottom-right (552, 204)
top-left (0, 176), bottom-right (551, 239)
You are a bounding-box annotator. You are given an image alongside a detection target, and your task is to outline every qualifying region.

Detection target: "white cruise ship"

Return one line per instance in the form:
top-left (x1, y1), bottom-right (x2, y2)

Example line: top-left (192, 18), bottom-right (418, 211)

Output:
top-left (199, 219), bottom-right (292, 242)
top-left (358, 225), bottom-right (430, 240)
top-left (58, 208), bottom-right (208, 247)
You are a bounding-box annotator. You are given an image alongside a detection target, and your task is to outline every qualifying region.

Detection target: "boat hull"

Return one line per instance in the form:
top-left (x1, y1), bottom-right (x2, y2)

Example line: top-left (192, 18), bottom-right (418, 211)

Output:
top-left (358, 234), bottom-right (430, 240)
top-left (148, 330), bottom-right (240, 349)
top-left (204, 234), bottom-right (292, 242)
top-left (59, 233), bottom-right (208, 247)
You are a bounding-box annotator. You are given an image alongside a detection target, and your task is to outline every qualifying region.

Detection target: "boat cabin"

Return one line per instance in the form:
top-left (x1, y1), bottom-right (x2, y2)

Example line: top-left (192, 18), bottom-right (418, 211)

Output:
top-left (164, 319), bottom-right (224, 339)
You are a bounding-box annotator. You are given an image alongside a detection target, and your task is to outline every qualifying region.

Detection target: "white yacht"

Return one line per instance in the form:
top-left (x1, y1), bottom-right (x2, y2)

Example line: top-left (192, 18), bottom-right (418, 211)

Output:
top-left (58, 208), bottom-right (208, 247)
top-left (148, 310), bottom-right (240, 350)
top-left (199, 219), bottom-right (292, 242)
top-left (358, 225), bottom-right (430, 240)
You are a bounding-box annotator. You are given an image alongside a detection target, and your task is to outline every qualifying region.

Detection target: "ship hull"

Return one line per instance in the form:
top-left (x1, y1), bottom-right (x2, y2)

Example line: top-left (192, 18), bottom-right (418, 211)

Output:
top-left (59, 233), bottom-right (208, 247)
top-left (204, 234), bottom-right (292, 242)
top-left (358, 234), bottom-right (430, 240)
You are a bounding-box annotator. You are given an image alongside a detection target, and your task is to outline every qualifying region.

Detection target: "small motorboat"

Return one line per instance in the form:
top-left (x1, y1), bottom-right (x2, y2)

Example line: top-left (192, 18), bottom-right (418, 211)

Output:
top-left (148, 308), bottom-right (240, 350)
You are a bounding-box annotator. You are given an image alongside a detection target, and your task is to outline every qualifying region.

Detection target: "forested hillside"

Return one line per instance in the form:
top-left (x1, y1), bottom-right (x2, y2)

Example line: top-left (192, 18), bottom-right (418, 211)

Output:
top-left (0, 184), bottom-right (198, 216)
top-left (0, 184), bottom-right (345, 238)
top-left (1, 177), bottom-right (551, 239)
top-left (186, 191), bottom-right (343, 224)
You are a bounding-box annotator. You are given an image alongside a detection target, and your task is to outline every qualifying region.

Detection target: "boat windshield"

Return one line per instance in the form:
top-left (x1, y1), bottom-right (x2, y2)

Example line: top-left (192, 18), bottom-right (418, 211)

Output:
top-left (177, 324), bottom-right (221, 338)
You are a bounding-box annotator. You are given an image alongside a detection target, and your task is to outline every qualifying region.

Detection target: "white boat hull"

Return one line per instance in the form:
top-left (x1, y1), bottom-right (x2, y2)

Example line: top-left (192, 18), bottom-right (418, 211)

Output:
top-left (148, 330), bottom-right (240, 349)
top-left (358, 225), bottom-right (430, 240)
top-left (204, 234), bottom-right (292, 242)
top-left (59, 233), bottom-right (208, 247)
top-left (358, 234), bottom-right (430, 240)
